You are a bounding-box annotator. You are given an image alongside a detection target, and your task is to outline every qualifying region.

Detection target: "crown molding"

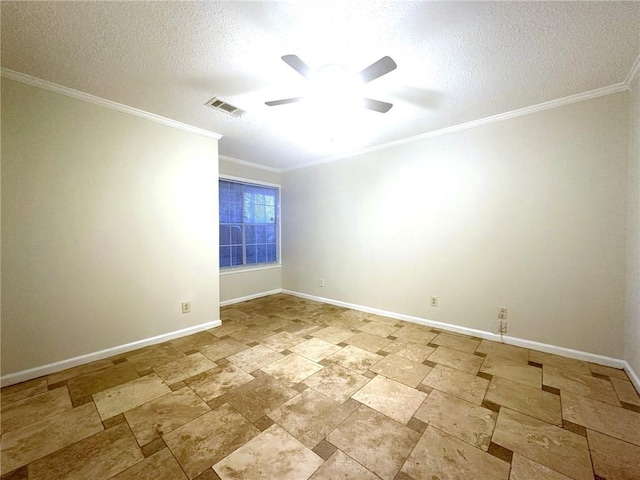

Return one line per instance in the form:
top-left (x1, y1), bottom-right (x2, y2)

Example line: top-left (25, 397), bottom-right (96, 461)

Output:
top-left (219, 154), bottom-right (282, 173)
top-left (284, 81), bottom-right (630, 172)
top-left (1, 68), bottom-right (223, 141)
top-left (625, 54), bottom-right (640, 89)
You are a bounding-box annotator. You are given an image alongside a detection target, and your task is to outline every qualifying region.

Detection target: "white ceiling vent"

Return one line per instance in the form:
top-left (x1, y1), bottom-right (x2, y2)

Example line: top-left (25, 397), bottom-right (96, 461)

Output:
top-left (205, 97), bottom-right (245, 117)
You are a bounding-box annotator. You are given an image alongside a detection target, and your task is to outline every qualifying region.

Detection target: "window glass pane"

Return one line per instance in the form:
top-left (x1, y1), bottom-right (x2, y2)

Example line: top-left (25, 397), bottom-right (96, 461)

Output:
top-left (265, 206), bottom-right (275, 223)
top-left (257, 245), bottom-right (267, 263)
top-left (266, 225), bottom-right (276, 243)
top-left (255, 205), bottom-right (266, 223)
top-left (246, 245), bottom-right (257, 264)
top-left (230, 225), bottom-right (243, 245)
top-left (255, 225), bottom-right (266, 243)
top-left (267, 244), bottom-right (277, 262)
top-left (230, 202), bottom-right (243, 223)
top-left (246, 225), bottom-right (256, 244)
top-left (220, 246), bottom-right (231, 267)
top-left (220, 226), bottom-right (231, 246)
top-left (265, 195), bottom-right (275, 206)
top-left (231, 246), bottom-right (243, 266)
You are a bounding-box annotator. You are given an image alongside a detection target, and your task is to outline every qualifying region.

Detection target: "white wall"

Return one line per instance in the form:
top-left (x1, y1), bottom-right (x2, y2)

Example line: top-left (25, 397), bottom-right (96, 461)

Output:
top-left (626, 77), bottom-right (640, 377)
top-left (282, 92), bottom-right (629, 358)
top-left (218, 157), bottom-right (282, 303)
top-left (1, 79), bottom-right (220, 377)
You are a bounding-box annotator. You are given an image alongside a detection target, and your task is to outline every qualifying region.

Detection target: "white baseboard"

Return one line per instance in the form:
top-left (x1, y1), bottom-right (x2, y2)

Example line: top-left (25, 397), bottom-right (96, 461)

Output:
top-left (282, 289), bottom-right (631, 371)
top-left (624, 361), bottom-right (640, 395)
top-left (1, 320), bottom-right (222, 387)
top-left (220, 289), bottom-right (283, 307)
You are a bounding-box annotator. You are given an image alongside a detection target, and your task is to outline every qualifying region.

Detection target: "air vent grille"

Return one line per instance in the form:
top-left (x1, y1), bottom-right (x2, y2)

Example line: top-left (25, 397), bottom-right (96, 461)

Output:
top-left (205, 97), bottom-right (245, 117)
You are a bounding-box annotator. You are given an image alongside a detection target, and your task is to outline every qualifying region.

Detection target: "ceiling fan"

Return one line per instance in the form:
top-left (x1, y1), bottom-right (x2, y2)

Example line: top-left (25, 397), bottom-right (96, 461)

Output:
top-left (265, 55), bottom-right (397, 113)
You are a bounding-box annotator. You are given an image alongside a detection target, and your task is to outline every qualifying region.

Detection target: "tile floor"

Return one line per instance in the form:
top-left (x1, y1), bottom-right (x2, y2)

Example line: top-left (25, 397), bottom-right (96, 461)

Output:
top-left (2, 293), bottom-right (640, 480)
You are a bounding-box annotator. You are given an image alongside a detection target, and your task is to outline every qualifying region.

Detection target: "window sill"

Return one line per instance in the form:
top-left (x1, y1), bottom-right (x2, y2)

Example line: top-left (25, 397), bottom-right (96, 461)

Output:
top-left (219, 263), bottom-right (282, 276)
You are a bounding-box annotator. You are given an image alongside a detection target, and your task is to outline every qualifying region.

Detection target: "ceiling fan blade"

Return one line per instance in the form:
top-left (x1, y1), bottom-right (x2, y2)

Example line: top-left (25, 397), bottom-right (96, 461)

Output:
top-left (359, 56), bottom-right (397, 83)
top-left (363, 98), bottom-right (393, 113)
top-left (265, 97), bottom-right (304, 107)
top-left (281, 54), bottom-right (312, 79)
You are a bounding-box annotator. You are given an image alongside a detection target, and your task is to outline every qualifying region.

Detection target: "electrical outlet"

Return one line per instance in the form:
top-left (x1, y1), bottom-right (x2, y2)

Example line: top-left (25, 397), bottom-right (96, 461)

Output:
top-left (498, 307), bottom-right (508, 320)
top-left (181, 302), bottom-right (191, 314)
top-left (430, 296), bottom-right (438, 307)
top-left (499, 319), bottom-right (507, 334)
top-left (319, 279), bottom-right (325, 287)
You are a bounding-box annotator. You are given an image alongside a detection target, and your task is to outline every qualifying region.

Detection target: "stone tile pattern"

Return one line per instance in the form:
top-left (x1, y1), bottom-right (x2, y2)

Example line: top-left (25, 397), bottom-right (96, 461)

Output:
top-left (1, 293), bottom-right (639, 479)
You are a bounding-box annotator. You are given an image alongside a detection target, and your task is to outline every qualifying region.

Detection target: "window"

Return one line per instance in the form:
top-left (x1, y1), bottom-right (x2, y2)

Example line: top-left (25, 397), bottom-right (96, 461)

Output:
top-left (219, 178), bottom-right (279, 268)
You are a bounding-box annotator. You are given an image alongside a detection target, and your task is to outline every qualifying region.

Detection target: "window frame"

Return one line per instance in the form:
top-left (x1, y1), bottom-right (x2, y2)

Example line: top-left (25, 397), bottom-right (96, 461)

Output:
top-left (218, 174), bottom-right (282, 273)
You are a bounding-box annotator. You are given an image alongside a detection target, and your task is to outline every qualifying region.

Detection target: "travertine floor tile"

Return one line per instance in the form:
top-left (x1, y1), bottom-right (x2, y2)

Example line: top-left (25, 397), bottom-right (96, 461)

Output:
top-left (480, 354), bottom-right (541, 388)
top-left (0, 387), bottom-right (72, 434)
top-left (543, 365), bottom-right (620, 406)
top-left (153, 353), bottom-right (217, 385)
top-left (326, 345), bottom-right (383, 374)
top-left (268, 389), bottom-right (358, 448)
top-left (431, 331), bottom-right (480, 353)
top-left (485, 376), bottom-right (561, 425)
top-left (229, 325), bottom-right (272, 343)
top-left (164, 403), bottom-right (259, 479)
top-left (303, 363), bottom-right (370, 403)
top-left (214, 424), bottom-right (323, 480)
top-left (67, 362), bottom-right (139, 403)
top-left (414, 389), bottom-right (497, 450)
top-left (198, 337), bottom-right (249, 362)
top-left (428, 345), bottom-right (484, 374)
top-left (396, 343), bottom-right (435, 363)
top-left (392, 326), bottom-right (437, 345)
top-left (345, 331), bottom-right (393, 353)
top-left (261, 353), bottom-right (323, 383)
top-left (588, 363), bottom-right (630, 380)
top-left (340, 310), bottom-right (372, 322)
top-left (401, 426), bottom-right (509, 480)
top-left (561, 391), bottom-right (640, 446)
top-left (46, 359), bottom-right (114, 386)
top-left (224, 375), bottom-right (299, 422)
top-left (28, 423), bottom-right (142, 480)
top-left (328, 405), bottom-right (420, 480)
top-left (170, 331), bottom-right (218, 353)
top-left (227, 344), bottom-right (283, 373)
top-left (492, 408), bottom-right (593, 480)
top-left (110, 448), bottom-right (188, 480)
top-left (611, 377), bottom-right (640, 406)
top-left (357, 321), bottom-right (399, 338)
top-left (126, 344), bottom-right (186, 373)
top-left (260, 331), bottom-right (306, 352)
top-left (368, 314), bottom-right (400, 326)
top-left (309, 449), bottom-right (379, 480)
top-left (509, 453), bottom-right (572, 480)
top-left (185, 364), bottom-right (254, 402)
top-left (587, 429), bottom-right (640, 480)
top-left (475, 340), bottom-right (529, 363)
top-left (369, 354), bottom-right (431, 387)
top-left (353, 375), bottom-right (426, 424)
top-left (1, 403), bottom-right (103, 475)
top-left (93, 373), bottom-right (171, 420)
top-left (124, 387), bottom-right (210, 445)
top-left (290, 338), bottom-right (342, 362)
top-left (528, 350), bottom-right (591, 375)
top-left (208, 322), bottom-right (246, 338)
top-left (311, 326), bottom-right (356, 344)
top-left (1, 378), bottom-right (48, 405)
top-left (422, 364), bottom-right (489, 405)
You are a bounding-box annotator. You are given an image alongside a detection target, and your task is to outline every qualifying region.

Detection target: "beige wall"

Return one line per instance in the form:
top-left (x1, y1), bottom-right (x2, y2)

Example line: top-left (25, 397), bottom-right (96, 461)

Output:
top-left (626, 77), bottom-right (640, 377)
top-left (1, 79), bottom-right (220, 376)
top-left (218, 157), bottom-right (282, 303)
top-left (282, 92), bottom-right (629, 358)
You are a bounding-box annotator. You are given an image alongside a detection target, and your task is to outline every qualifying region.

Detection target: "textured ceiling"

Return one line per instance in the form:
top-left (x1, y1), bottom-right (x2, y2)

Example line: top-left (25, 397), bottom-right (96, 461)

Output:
top-left (2, 1), bottom-right (639, 170)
